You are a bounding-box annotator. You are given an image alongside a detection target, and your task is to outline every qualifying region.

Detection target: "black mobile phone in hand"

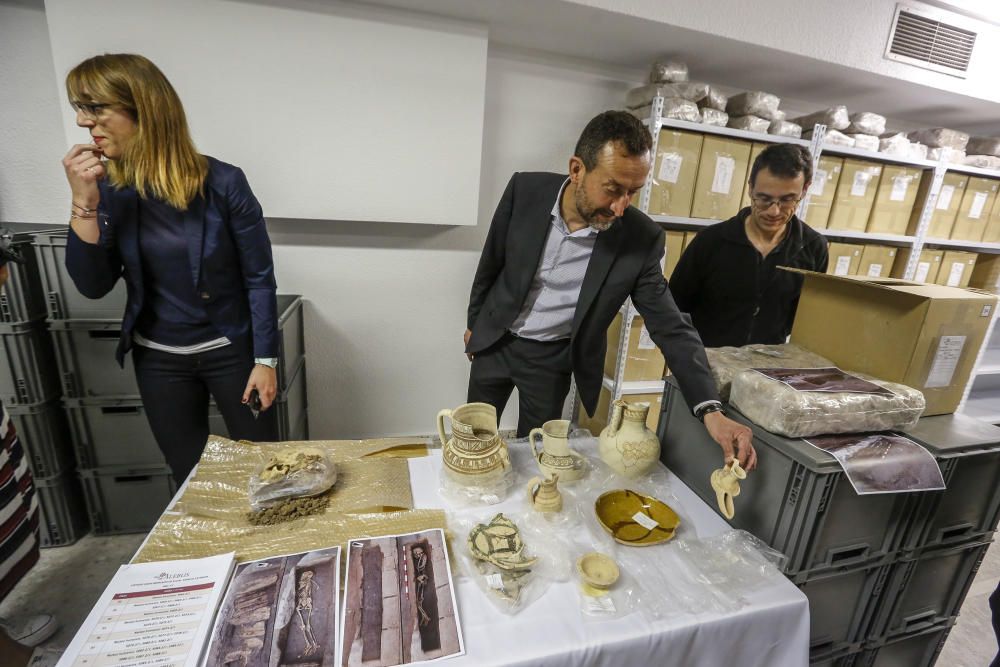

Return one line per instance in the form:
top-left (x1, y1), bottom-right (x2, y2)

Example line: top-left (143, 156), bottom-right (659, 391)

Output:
top-left (248, 389), bottom-right (262, 420)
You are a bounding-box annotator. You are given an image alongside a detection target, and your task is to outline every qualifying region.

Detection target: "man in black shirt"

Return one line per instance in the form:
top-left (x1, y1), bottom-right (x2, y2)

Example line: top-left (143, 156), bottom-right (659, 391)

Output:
top-left (670, 144), bottom-right (828, 348)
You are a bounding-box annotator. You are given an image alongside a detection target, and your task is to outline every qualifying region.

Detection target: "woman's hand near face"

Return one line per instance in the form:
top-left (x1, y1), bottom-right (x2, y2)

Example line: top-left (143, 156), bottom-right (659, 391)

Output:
top-left (62, 144), bottom-right (105, 243)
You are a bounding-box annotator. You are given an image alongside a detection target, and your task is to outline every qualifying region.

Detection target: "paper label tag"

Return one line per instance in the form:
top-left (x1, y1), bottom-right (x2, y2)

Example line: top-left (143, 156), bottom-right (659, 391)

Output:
top-left (809, 169), bottom-right (827, 197)
top-left (890, 175), bottom-right (910, 202)
top-left (946, 261), bottom-right (965, 287)
top-left (850, 170), bottom-right (872, 197)
top-left (982, 305), bottom-right (994, 318)
top-left (658, 153), bottom-right (683, 184)
top-left (969, 191), bottom-right (988, 219)
top-left (711, 156), bottom-right (736, 195)
top-left (632, 511), bottom-right (659, 530)
top-left (936, 185), bottom-right (955, 211)
top-left (834, 256), bottom-right (852, 276)
top-left (485, 573), bottom-right (505, 590)
top-left (925, 335), bottom-right (967, 388)
top-left (637, 325), bottom-right (656, 350)
top-left (914, 262), bottom-right (931, 283)
top-left (866, 263), bottom-right (883, 277)
top-left (584, 595), bottom-right (617, 613)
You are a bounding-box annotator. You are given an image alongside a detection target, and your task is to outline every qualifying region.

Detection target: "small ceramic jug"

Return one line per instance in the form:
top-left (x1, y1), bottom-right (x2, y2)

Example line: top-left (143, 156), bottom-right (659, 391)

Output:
top-left (528, 419), bottom-right (584, 481)
top-left (598, 400), bottom-right (660, 477)
top-left (710, 459), bottom-right (747, 520)
top-left (527, 474), bottom-right (562, 513)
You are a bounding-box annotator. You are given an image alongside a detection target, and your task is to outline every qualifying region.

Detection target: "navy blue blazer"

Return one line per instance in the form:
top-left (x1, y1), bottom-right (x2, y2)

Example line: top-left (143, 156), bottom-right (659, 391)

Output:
top-left (66, 156), bottom-right (278, 366)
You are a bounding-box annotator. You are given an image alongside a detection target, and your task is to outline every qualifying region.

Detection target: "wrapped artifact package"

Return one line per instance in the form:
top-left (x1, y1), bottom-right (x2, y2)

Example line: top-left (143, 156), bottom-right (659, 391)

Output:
top-left (879, 133), bottom-right (912, 157)
top-left (846, 133), bottom-right (880, 152)
top-left (729, 368), bottom-right (926, 438)
top-left (625, 83), bottom-right (690, 109)
top-left (630, 98), bottom-right (701, 122)
top-left (768, 120), bottom-right (802, 138)
top-left (698, 86), bottom-right (728, 111)
top-left (846, 112), bottom-right (887, 136)
top-left (794, 106), bottom-right (850, 131)
top-left (248, 446), bottom-right (338, 511)
top-left (928, 146), bottom-right (967, 163)
top-left (966, 136), bottom-right (1000, 157)
top-left (909, 143), bottom-right (929, 160)
top-left (649, 60), bottom-right (689, 83)
top-left (964, 155), bottom-right (1000, 170)
top-left (728, 115), bottom-right (770, 133)
top-left (772, 109), bottom-right (787, 122)
top-left (705, 343), bottom-right (834, 401)
top-left (726, 91), bottom-right (781, 121)
top-left (700, 108), bottom-right (729, 127)
top-left (804, 129), bottom-right (855, 147)
top-left (908, 128), bottom-right (970, 151)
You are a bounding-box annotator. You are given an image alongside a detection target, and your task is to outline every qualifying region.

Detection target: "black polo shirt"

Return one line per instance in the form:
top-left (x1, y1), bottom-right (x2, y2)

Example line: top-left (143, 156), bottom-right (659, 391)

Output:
top-left (669, 208), bottom-right (829, 348)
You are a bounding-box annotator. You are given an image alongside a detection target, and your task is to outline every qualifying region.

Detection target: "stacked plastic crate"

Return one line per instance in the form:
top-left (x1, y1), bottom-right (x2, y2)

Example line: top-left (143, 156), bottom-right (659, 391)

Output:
top-left (33, 231), bottom-right (308, 535)
top-left (656, 376), bottom-right (1000, 667)
top-left (0, 232), bottom-right (88, 546)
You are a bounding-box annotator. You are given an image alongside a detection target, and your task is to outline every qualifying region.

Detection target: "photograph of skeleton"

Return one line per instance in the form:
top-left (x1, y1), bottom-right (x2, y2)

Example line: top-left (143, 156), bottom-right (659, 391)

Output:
top-left (205, 545), bottom-right (342, 667)
top-left (803, 432), bottom-right (946, 494)
top-left (340, 529), bottom-right (463, 667)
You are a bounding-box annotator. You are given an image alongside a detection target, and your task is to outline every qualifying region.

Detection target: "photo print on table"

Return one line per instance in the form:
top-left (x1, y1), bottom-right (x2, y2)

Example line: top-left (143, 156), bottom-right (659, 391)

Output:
top-left (803, 432), bottom-right (945, 495)
top-left (205, 545), bottom-right (342, 667)
top-left (340, 529), bottom-right (464, 667)
top-left (752, 367), bottom-right (895, 395)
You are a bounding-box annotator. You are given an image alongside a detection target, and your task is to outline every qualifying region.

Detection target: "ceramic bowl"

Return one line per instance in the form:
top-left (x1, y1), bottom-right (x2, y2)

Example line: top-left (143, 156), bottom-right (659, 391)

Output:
top-left (576, 552), bottom-right (620, 589)
top-left (594, 489), bottom-right (680, 546)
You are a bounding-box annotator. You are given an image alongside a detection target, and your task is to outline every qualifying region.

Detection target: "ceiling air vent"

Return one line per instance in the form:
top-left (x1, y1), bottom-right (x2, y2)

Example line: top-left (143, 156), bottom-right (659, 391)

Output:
top-left (885, 4), bottom-right (977, 77)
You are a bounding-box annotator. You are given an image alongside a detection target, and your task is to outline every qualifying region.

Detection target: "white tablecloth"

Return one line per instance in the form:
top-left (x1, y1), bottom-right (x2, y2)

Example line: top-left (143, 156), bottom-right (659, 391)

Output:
top-left (411, 438), bottom-right (810, 667)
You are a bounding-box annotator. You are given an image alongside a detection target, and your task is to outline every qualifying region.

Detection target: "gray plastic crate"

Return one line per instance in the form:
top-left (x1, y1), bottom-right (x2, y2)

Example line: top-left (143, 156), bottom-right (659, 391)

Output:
top-left (658, 377), bottom-right (915, 575)
top-left (6, 400), bottom-right (75, 478)
top-left (811, 646), bottom-right (861, 667)
top-left (0, 319), bottom-right (61, 406)
top-left (901, 415), bottom-right (1000, 551)
top-left (50, 319), bottom-right (138, 397)
top-left (857, 620), bottom-right (954, 667)
top-left (34, 470), bottom-right (90, 547)
top-left (0, 233), bottom-right (47, 323)
top-left (276, 294), bottom-right (304, 390)
top-left (64, 397), bottom-right (164, 468)
top-left (32, 230), bottom-right (128, 320)
top-left (870, 540), bottom-right (991, 638)
top-left (78, 464), bottom-right (176, 535)
top-left (796, 561), bottom-right (891, 654)
top-left (204, 356), bottom-right (308, 441)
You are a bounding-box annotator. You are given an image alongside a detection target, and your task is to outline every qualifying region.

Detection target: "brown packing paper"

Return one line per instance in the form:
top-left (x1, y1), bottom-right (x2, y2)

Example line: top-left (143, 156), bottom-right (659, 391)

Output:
top-left (951, 177), bottom-right (999, 242)
top-left (934, 251), bottom-right (978, 288)
top-left (858, 245), bottom-right (898, 279)
top-left (801, 156), bottom-right (844, 230)
top-left (604, 313), bottom-right (665, 382)
top-left (691, 136), bottom-right (751, 220)
top-left (828, 159), bottom-right (882, 232)
top-left (892, 248), bottom-right (944, 283)
top-left (648, 130), bottom-right (704, 217)
top-left (827, 242), bottom-right (864, 276)
top-left (866, 166), bottom-right (924, 236)
top-left (907, 172), bottom-right (967, 239)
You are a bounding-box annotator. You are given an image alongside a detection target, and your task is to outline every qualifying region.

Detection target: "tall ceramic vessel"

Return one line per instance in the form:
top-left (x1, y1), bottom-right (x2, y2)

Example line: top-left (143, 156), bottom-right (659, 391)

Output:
top-left (437, 402), bottom-right (511, 484)
top-left (598, 400), bottom-right (660, 477)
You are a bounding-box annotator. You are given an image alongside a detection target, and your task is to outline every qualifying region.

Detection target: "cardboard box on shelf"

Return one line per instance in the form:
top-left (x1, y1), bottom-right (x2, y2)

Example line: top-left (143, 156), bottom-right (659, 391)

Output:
top-left (739, 143), bottom-right (768, 211)
top-left (950, 177), bottom-right (1000, 242)
top-left (648, 130), bottom-right (704, 217)
top-left (827, 242), bottom-right (864, 276)
top-left (969, 254), bottom-right (1000, 293)
top-left (604, 313), bottom-right (665, 382)
top-left (935, 250), bottom-right (978, 288)
top-left (578, 388), bottom-right (662, 436)
top-left (827, 159), bottom-right (883, 232)
top-left (866, 166), bottom-right (924, 235)
top-left (891, 248), bottom-right (944, 283)
top-left (858, 245), bottom-right (898, 278)
top-left (663, 231), bottom-right (686, 279)
top-left (907, 172), bottom-right (968, 239)
top-left (982, 190), bottom-right (1000, 244)
top-left (788, 269), bottom-right (998, 415)
top-left (801, 156), bottom-right (844, 230)
top-left (691, 136), bottom-right (751, 220)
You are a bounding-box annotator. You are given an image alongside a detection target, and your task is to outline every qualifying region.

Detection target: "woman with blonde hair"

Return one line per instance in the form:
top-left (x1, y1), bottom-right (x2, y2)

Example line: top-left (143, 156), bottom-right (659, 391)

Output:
top-left (61, 54), bottom-right (279, 483)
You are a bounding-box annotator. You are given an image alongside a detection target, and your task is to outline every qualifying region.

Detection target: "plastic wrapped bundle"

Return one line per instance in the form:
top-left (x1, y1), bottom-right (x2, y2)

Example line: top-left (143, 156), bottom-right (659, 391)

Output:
top-left (928, 147), bottom-right (967, 163)
top-left (705, 343), bottom-right (833, 401)
top-left (726, 92), bottom-right (781, 121)
top-left (908, 143), bottom-right (929, 160)
top-left (626, 99), bottom-right (700, 122)
top-left (698, 87), bottom-right (728, 111)
top-left (772, 109), bottom-right (787, 122)
top-left (967, 137), bottom-right (1000, 157)
top-left (908, 128), bottom-right (969, 150)
top-left (727, 115), bottom-right (770, 133)
top-left (846, 112), bottom-right (886, 136)
top-left (625, 83), bottom-right (686, 109)
top-left (804, 129), bottom-right (855, 147)
top-left (964, 155), bottom-right (1000, 170)
top-left (729, 368), bottom-right (926, 438)
top-left (649, 60), bottom-right (689, 83)
top-left (879, 134), bottom-right (911, 157)
top-left (846, 133), bottom-right (880, 151)
top-left (701, 108), bottom-right (729, 127)
top-left (794, 106), bottom-right (850, 131)
top-left (768, 120), bottom-right (802, 138)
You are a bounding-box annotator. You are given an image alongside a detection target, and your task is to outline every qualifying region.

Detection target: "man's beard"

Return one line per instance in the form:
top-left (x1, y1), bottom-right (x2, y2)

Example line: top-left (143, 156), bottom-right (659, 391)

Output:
top-left (575, 184), bottom-right (616, 232)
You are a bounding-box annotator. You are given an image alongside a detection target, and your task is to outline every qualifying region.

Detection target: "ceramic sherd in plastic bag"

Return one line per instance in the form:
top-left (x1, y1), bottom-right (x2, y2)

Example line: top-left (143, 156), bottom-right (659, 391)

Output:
top-left (794, 106), bottom-right (850, 131)
top-left (248, 446), bottom-right (338, 511)
top-left (649, 60), bottom-right (689, 83)
top-left (908, 128), bottom-right (970, 151)
top-left (726, 92), bottom-right (781, 121)
top-left (846, 112), bottom-right (886, 136)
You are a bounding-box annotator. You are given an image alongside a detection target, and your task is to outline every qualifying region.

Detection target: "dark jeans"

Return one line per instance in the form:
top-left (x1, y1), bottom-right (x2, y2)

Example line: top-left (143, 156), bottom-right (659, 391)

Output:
top-left (991, 580), bottom-right (1000, 667)
top-left (467, 332), bottom-right (572, 438)
top-left (132, 341), bottom-right (278, 483)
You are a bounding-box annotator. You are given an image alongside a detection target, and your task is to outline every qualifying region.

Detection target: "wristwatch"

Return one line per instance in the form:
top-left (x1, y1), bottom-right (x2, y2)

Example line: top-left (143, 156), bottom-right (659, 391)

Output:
top-left (694, 401), bottom-right (724, 423)
top-left (254, 357), bottom-right (278, 369)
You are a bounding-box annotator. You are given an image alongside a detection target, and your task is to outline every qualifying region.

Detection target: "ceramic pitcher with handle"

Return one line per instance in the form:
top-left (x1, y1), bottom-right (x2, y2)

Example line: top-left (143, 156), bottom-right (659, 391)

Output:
top-left (528, 419), bottom-right (585, 481)
top-left (437, 402), bottom-right (510, 484)
top-left (598, 400), bottom-right (660, 477)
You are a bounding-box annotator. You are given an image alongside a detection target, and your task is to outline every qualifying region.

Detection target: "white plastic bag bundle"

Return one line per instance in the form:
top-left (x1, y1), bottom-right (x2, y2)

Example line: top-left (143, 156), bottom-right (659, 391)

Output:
top-left (794, 106), bottom-right (850, 131)
top-left (928, 146), bottom-right (967, 163)
top-left (769, 120), bottom-right (802, 138)
top-left (879, 133), bottom-right (911, 157)
top-left (908, 128), bottom-right (970, 150)
top-left (909, 143), bottom-right (929, 160)
top-left (726, 92), bottom-right (781, 121)
top-left (706, 343), bottom-right (833, 401)
top-left (698, 86), bottom-right (728, 111)
top-left (804, 129), bottom-right (855, 147)
top-left (662, 97), bottom-right (701, 122)
top-left (727, 115), bottom-right (770, 133)
top-left (772, 109), bottom-right (787, 122)
top-left (967, 137), bottom-right (1000, 157)
top-left (700, 108), bottom-right (728, 127)
top-left (846, 133), bottom-right (880, 151)
top-left (964, 155), bottom-right (1000, 170)
top-left (846, 112), bottom-right (886, 136)
top-left (625, 83), bottom-right (685, 109)
top-left (649, 60), bottom-right (689, 83)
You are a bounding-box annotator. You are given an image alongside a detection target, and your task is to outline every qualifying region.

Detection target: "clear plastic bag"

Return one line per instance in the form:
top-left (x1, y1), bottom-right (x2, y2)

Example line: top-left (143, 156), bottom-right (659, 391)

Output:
top-left (846, 133), bottom-right (880, 152)
top-left (700, 108), bottom-right (728, 127)
top-left (705, 343), bottom-right (833, 401)
top-left (772, 109), bottom-right (787, 122)
top-left (247, 446), bottom-right (338, 511)
top-left (967, 136), bottom-right (1000, 158)
top-left (964, 155), bottom-right (1000, 170)
top-left (928, 147), bottom-right (966, 163)
top-left (439, 464), bottom-right (515, 507)
top-left (661, 97), bottom-right (701, 122)
top-left (726, 92), bottom-right (781, 121)
top-left (670, 529), bottom-right (787, 599)
top-left (727, 115), bottom-right (770, 133)
top-left (879, 133), bottom-right (911, 157)
top-left (847, 112), bottom-right (886, 136)
top-left (795, 106), bottom-right (850, 131)
top-left (909, 142), bottom-right (929, 161)
top-left (908, 128), bottom-right (970, 150)
top-left (804, 129), bottom-right (854, 147)
top-left (698, 87), bottom-right (728, 112)
top-left (649, 60), bottom-right (689, 83)
top-left (768, 120), bottom-right (802, 138)
top-left (625, 84), bottom-right (694, 109)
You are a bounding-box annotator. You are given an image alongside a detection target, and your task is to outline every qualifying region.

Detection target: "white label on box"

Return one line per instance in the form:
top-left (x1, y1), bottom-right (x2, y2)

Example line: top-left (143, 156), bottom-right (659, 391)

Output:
top-left (969, 191), bottom-right (989, 219)
top-left (637, 325), bottom-right (656, 350)
top-left (834, 255), bottom-right (852, 276)
top-left (946, 261), bottom-right (965, 287)
top-left (925, 335), bottom-right (967, 388)
top-left (850, 170), bottom-right (872, 197)
top-left (936, 185), bottom-right (955, 210)
top-left (914, 262), bottom-right (931, 282)
top-left (485, 573), bottom-right (505, 590)
top-left (867, 263), bottom-right (883, 277)
top-left (890, 175), bottom-right (910, 202)
top-left (711, 156), bottom-right (736, 194)
top-left (584, 595), bottom-right (617, 613)
top-left (809, 170), bottom-right (827, 197)
top-left (632, 511), bottom-right (659, 530)
top-left (982, 305), bottom-right (994, 318)
top-left (658, 153), bottom-right (683, 184)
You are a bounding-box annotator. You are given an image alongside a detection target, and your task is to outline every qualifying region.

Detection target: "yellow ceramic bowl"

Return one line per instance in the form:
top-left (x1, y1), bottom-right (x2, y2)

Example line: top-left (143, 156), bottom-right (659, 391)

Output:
top-left (576, 552), bottom-right (620, 589)
top-left (594, 489), bottom-right (680, 546)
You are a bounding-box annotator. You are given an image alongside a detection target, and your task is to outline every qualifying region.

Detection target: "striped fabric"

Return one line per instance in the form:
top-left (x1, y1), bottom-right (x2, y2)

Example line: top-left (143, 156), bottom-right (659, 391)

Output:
top-left (0, 406), bottom-right (40, 603)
